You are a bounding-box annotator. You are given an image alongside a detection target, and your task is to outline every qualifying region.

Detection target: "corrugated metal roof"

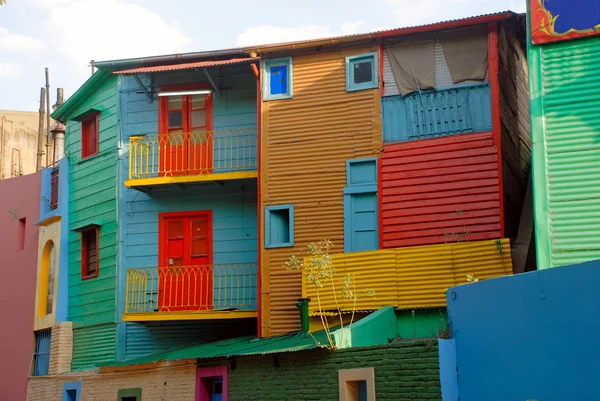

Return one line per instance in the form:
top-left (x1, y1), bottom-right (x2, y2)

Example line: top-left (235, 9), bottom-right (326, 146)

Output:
top-left (114, 57), bottom-right (260, 74)
top-left (102, 330), bottom-right (329, 367)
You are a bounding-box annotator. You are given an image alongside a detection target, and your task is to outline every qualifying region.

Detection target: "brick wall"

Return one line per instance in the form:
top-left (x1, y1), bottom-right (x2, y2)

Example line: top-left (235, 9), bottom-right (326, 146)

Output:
top-left (27, 341), bottom-right (441, 401)
top-left (49, 322), bottom-right (73, 375)
top-left (228, 341), bottom-right (442, 401)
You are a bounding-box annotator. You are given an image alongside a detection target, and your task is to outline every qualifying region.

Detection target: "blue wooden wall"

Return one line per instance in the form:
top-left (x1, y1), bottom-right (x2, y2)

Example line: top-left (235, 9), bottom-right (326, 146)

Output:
top-left (382, 84), bottom-right (492, 143)
top-left (115, 70), bottom-right (258, 359)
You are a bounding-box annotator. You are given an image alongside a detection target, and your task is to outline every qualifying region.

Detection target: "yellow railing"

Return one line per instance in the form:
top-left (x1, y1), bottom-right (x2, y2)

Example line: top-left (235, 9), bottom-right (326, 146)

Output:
top-left (129, 127), bottom-right (257, 179)
top-left (125, 264), bottom-right (258, 313)
top-left (302, 238), bottom-right (513, 316)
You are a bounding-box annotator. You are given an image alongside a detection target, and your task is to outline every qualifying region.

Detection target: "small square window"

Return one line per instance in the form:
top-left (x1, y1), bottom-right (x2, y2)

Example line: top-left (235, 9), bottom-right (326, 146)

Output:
top-left (346, 53), bottom-right (378, 92)
top-left (118, 388), bottom-right (142, 401)
top-left (81, 225), bottom-right (99, 279)
top-left (263, 58), bottom-right (293, 100)
top-left (339, 368), bottom-right (375, 401)
top-left (265, 205), bottom-right (294, 248)
top-left (63, 382), bottom-right (82, 401)
top-left (81, 112), bottom-right (99, 159)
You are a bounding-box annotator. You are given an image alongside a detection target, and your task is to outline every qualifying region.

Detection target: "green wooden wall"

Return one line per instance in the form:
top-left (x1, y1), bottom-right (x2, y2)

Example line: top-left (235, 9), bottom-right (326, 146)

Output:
top-left (64, 74), bottom-right (119, 367)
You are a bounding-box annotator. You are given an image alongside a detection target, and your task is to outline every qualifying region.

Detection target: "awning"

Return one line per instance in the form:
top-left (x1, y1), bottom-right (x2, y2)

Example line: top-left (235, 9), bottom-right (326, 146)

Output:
top-left (114, 57), bottom-right (259, 75)
top-left (102, 330), bottom-right (330, 368)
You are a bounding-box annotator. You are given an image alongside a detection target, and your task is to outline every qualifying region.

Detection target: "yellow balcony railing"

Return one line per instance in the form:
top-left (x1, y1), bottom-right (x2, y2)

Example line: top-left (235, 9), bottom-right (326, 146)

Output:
top-left (128, 127), bottom-right (257, 183)
top-left (125, 264), bottom-right (258, 314)
top-left (302, 238), bottom-right (512, 316)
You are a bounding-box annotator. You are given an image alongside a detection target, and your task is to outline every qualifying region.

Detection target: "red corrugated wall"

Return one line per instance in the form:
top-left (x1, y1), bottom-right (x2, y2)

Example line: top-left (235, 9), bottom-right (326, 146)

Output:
top-left (381, 132), bottom-right (501, 248)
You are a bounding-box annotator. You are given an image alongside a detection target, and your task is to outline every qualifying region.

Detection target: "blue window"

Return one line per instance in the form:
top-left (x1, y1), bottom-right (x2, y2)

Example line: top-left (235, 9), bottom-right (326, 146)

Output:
top-left (63, 382), bottom-right (82, 401)
top-left (344, 158), bottom-right (379, 253)
top-left (263, 58), bottom-right (293, 100)
top-left (265, 205), bottom-right (294, 248)
top-left (33, 329), bottom-right (51, 376)
top-left (346, 52), bottom-right (378, 92)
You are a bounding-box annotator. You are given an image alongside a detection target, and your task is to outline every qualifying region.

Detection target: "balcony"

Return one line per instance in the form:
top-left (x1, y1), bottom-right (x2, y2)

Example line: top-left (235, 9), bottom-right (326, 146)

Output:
top-left (124, 264), bottom-right (258, 321)
top-left (125, 127), bottom-right (258, 188)
top-left (302, 238), bottom-right (512, 316)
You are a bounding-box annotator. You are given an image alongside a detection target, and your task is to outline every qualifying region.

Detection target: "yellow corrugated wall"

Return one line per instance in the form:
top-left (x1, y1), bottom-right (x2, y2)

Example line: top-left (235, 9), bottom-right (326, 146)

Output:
top-left (303, 238), bottom-right (513, 315)
top-left (260, 45), bottom-right (382, 336)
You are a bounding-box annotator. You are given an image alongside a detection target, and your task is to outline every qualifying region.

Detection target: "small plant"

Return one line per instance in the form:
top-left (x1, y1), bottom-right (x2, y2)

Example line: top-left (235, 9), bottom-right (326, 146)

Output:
top-left (437, 317), bottom-right (453, 339)
top-left (285, 240), bottom-right (375, 349)
top-left (4, 208), bottom-right (19, 221)
top-left (495, 239), bottom-right (510, 275)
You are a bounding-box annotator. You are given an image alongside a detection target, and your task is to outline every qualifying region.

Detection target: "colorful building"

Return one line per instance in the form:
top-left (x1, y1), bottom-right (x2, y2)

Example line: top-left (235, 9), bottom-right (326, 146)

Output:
top-left (26, 10), bottom-right (531, 401)
top-left (0, 172), bottom-right (41, 401)
top-left (528, 0), bottom-right (600, 268)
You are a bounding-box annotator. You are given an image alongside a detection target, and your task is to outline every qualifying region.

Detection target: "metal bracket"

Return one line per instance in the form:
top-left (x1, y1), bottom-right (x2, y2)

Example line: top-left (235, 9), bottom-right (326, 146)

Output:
top-left (133, 74), bottom-right (153, 103)
top-left (203, 68), bottom-right (221, 98)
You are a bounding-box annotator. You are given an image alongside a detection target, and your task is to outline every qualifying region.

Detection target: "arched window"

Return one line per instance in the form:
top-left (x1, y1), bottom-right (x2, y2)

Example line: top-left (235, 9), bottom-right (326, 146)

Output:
top-left (39, 241), bottom-right (55, 316)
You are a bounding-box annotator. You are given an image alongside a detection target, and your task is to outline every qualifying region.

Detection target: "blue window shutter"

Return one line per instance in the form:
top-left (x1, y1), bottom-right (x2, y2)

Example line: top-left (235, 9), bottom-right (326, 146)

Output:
top-left (34, 329), bottom-right (51, 376)
top-left (270, 65), bottom-right (288, 95)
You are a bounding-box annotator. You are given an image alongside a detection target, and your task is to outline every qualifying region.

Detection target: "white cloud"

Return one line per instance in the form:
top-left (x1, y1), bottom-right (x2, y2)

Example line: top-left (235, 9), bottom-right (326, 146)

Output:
top-left (39, 0), bottom-right (197, 72)
top-left (0, 62), bottom-right (26, 80)
top-left (236, 20), bottom-right (367, 47)
top-left (0, 28), bottom-right (45, 54)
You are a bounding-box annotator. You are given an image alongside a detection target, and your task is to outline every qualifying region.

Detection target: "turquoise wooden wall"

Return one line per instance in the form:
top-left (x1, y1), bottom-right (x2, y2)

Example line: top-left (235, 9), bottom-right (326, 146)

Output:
top-left (64, 75), bottom-right (119, 368)
top-left (115, 70), bottom-right (258, 358)
top-left (382, 84), bottom-right (493, 143)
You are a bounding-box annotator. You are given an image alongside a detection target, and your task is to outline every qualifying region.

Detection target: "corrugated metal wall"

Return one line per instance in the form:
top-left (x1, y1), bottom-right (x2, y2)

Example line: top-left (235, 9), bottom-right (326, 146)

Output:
top-left (72, 324), bottom-right (117, 370)
top-left (536, 36), bottom-right (600, 266)
top-left (381, 132), bottom-right (501, 248)
top-left (303, 238), bottom-right (512, 314)
top-left (260, 45), bottom-right (382, 336)
top-left (124, 319), bottom-right (256, 360)
top-left (498, 21), bottom-right (531, 239)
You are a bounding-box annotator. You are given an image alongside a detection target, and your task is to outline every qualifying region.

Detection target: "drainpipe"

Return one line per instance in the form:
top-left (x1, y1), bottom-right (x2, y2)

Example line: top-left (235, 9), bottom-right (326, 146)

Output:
top-left (296, 298), bottom-right (311, 334)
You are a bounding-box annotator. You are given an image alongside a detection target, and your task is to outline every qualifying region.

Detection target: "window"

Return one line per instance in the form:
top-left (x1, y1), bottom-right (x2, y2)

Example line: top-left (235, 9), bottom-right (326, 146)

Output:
top-left (263, 58), bottom-right (293, 100)
top-left (338, 368), bottom-right (375, 401)
top-left (81, 226), bottom-right (99, 279)
top-left (346, 53), bottom-right (378, 92)
top-left (158, 90), bottom-right (213, 135)
top-left (81, 112), bottom-right (99, 159)
top-left (63, 382), bottom-right (82, 401)
top-left (50, 167), bottom-right (59, 210)
top-left (196, 366), bottom-right (228, 401)
top-left (17, 217), bottom-right (26, 250)
top-left (265, 205), bottom-right (294, 248)
top-left (33, 329), bottom-right (51, 376)
top-left (117, 388), bottom-right (142, 401)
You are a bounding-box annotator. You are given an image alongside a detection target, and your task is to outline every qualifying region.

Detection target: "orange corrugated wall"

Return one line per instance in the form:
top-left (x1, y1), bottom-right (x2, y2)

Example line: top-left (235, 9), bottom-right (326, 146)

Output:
top-left (381, 131), bottom-right (502, 248)
top-left (260, 45), bottom-right (382, 336)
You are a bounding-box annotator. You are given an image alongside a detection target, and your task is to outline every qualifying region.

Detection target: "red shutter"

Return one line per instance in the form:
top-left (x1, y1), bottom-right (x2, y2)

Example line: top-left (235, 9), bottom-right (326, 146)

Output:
top-left (82, 113), bottom-right (99, 159)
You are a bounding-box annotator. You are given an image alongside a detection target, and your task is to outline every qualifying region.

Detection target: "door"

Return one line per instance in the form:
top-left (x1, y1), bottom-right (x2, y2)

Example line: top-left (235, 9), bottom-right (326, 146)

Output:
top-left (346, 192), bottom-right (379, 253)
top-left (159, 92), bottom-right (213, 176)
top-left (211, 377), bottom-right (223, 401)
top-left (158, 211), bottom-right (212, 311)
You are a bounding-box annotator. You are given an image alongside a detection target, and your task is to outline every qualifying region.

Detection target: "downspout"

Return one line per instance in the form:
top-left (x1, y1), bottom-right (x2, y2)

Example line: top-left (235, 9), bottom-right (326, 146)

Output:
top-left (251, 60), bottom-right (262, 337)
top-left (296, 298), bottom-right (311, 334)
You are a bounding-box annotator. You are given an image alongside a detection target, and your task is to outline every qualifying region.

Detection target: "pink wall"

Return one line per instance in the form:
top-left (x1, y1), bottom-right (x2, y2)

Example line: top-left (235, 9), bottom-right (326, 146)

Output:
top-left (0, 172), bottom-right (41, 401)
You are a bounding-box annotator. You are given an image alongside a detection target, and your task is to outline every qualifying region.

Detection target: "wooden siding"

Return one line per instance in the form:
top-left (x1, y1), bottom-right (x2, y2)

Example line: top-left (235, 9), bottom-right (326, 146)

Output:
top-left (66, 75), bottom-right (119, 328)
top-left (498, 20), bottom-right (531, 239)
top-left (303, 238), bottom-right (512, 314)
top-left (381, 132), bottom-right (501, 248)
top-left (260, 45), bottom-right (382, 336)
top-left (117, 73), bottom-right (259, 327)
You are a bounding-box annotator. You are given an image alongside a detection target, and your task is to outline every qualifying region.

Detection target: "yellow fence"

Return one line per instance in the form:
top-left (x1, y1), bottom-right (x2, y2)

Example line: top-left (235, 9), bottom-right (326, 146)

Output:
top-left (302, 238), bottom-right (512, 316)
top-left (125, 264), bottom-right (258, 313)
top-left (129, 127), bottom-right (257, 179)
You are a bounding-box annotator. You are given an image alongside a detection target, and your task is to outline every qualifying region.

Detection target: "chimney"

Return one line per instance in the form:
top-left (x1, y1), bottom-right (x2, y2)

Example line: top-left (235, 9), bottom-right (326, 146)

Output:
top-left (51, 122), bottom-right (66, 161)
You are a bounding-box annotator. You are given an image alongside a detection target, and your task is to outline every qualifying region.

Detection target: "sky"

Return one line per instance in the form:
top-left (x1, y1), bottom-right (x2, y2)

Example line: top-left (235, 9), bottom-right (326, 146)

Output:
top-left (0, 0), bottom-right (525, 111)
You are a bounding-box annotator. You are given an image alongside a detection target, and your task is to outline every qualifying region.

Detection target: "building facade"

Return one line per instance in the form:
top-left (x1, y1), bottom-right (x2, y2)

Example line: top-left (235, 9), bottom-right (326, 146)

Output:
top-left (528, 0), bottom-right (600, 268)
top-left (26, 10), bottom-right (530, 401)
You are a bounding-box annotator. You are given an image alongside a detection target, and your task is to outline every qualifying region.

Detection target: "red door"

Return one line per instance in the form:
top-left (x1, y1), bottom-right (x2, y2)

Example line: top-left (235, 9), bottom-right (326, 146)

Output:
top-left (159, 91), bottom-right (213, 176)
top-left (158, 211), bottom-right (212, 311)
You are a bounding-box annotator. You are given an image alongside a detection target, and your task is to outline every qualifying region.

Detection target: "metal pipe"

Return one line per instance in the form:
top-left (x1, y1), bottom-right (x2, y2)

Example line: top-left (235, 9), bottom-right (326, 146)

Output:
top-left (296, 298), bottom-right (311, 334)
top-left (36, 87), bottom-right (46, 171)
top-left (45, 68), bottom-right (51, 167)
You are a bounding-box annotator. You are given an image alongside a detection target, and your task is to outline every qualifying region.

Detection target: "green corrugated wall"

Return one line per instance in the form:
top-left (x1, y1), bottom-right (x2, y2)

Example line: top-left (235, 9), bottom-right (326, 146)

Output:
top-left (530, 36), bottom-right (600, 267)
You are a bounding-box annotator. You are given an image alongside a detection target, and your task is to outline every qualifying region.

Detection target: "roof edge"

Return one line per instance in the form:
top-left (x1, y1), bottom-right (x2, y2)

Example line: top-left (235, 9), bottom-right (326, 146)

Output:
top-left (51, 70), bottom-right (112, 123)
